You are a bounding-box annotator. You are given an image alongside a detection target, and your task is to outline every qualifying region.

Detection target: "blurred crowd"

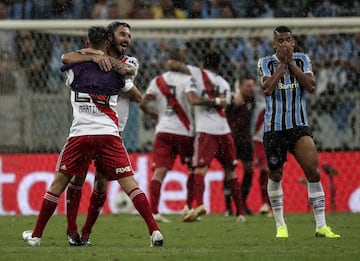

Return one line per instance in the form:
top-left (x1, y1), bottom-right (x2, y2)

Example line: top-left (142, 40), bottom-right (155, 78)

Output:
top-left (1, 0), bottom-right (360, 19)
top-left (0, 0), bottom-right (359, 152)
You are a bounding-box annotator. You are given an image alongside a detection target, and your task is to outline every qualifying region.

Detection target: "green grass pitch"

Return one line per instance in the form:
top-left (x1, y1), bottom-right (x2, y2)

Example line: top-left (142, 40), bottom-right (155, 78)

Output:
top-left (0, 213), bottom-right (359, 261)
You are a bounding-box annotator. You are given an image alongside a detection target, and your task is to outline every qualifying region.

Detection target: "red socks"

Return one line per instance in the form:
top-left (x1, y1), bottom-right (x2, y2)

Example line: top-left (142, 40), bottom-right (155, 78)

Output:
top-left (129, 188), bottom-right (159, 235)
top-left (32, 192), bottom-right (59, 238)
top-left (228, 178), bottom-right (244, 216)
top-left (186, 173), bottom-right (195, 208)
top-left (81, 191), bottom-right (106, 239)
top-left (66, 182), bottom-right (82, 237)
top-left (150, 179), bottom-right (162, 215)
top-left (193, 174), bottom-right (205, 207)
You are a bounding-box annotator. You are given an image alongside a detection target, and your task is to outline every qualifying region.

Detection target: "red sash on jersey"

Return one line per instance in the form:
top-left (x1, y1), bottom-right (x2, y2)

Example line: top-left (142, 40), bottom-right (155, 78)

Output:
top-left (200, 69), bottom-right (226, 117)
top-left (156, 76), bottom-right (191, 131)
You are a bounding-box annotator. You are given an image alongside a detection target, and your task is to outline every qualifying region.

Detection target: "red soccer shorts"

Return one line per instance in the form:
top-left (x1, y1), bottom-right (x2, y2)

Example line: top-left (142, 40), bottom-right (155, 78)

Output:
top-left (193, 132), bottom-right (237, 168)
top-left (152, 132), bottom-right (194, 170)
top-left (56, 135), bottom-right (134, 180)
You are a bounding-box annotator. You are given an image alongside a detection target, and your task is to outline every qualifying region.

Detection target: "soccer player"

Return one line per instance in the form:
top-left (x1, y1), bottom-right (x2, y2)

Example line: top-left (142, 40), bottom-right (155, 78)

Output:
top-left (181, 51), bottom-right (245, 223)
top-left (140, 47), bottom-right (195, 223)
top-left (62, 22), bottom-right (143, 246)
top-left (257, 25), bottom-right (340, 238)
top-left (252, 84), bottom-right (271, 216)
top-left (225, 76), bottom-right (256, 216)
top-left (22, 26), bottom-right (163, 247)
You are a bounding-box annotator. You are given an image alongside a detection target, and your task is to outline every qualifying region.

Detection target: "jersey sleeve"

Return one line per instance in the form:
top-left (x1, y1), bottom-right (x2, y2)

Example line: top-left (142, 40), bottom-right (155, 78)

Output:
top-left (302, 53), bottom-right (313, 74)
top-left (257, 57), bottom-right (270, 85)
top-left (120, 78), bottom-right (134, 93)
top-left (145, 78), bottom-right (158, 98)
top-left (124, 56), bottom-right (139, 81)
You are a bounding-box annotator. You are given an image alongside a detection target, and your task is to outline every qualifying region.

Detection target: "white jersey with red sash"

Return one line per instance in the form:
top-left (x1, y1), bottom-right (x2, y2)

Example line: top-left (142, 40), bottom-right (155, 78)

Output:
top-left (187, 65), bottom-right (231, 135)
top-left (116, 55), bottom-right (139, 132)
top-left (145, 71), bottom-right (194, 137)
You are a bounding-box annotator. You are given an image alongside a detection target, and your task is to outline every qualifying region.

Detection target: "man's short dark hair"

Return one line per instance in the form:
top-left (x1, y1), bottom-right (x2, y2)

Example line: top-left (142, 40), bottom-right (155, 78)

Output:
top-left (107, 21), bottom-right (131, 37)
top-left (168, 47), bottom-right (185, 63)
top-left (202, 51), bottom-right (220, 71)
top-left (87, 26), bottom-right (108, 49)
top-left (274, 26), bottom-right (292, 35)
top-left (239, 75), bottom-right (255, 84)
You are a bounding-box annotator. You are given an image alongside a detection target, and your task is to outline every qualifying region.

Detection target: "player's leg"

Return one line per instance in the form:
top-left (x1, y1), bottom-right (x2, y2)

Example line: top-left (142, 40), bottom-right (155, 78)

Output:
top-left (66, 175), bottom-right (86, 244)
top-left (150, 133), bottom-right (177, 222)
top-left (219, 134), bottom-right (245, 222)
top-left (151, 167), bottom-right (171, 222)
top-left (118, 175), bottom-right (163, 246)
top-left (254, 141), bottom-right (270, 215)
top-left (80, 172), bottom-right (108, 245)
top-left (23, 136), bottom-right (92, 246)
top-left (183, 133), bottom-right (215, 222)
top-left (241, 159), bottom-right (254, 215)
top-left (224, 167), bottom-right (245, 222)
top-left (23, 171), bottom-right (73, 246)
top-left (293, 133), bottom-right (340, 238)
top-left (263, 131), bottom-right (287, 238)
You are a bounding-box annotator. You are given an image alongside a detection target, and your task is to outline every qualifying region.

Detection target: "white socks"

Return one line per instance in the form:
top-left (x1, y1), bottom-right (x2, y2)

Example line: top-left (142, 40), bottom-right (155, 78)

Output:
top-left (308, 181), bottom-right (326, 229)
top-left (267, 179), bottom-right (285, 227)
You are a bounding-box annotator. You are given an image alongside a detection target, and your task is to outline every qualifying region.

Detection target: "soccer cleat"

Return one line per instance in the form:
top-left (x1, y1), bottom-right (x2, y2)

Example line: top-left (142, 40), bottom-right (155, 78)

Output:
top-left (236, 215), bottom-right (246, 223)
top-left (67, 233), bottom-right (84, 246)
top-left (183, 205), bottom-right (191, 216)
top-left (22, 230), bottom-right (41, 246)
top-left (150, 230), bottom-right (164, 247)
top-left (183, 204), bottom-right (207, 222)
top-left (315, 226), bottom-right (341, 238)
top-left (259, 203), bottom-right (270, 215)
top-left (276, 225), bottom-right (288, 238)
top-left (153, 213), bottom-right (171, 223)
top-left (80, 233), bottom-right (91, 246)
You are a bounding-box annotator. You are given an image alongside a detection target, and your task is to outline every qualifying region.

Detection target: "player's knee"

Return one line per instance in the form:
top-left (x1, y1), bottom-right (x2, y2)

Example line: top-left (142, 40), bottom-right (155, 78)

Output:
top-left (306, 167), bottom-right (320, 182)
top-left (269, 169), bottom-right (282, 182)
top-left (94, 179), bottom-right (107, 193)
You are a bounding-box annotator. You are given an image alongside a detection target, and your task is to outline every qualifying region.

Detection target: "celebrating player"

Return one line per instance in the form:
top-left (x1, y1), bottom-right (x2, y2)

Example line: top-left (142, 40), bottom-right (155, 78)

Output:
top-left (179, 51), bottom-right (245, 223)
top-left (257, 25), bottom-right (340, 238)
top-left (22, 26), bottom-right (163, 247)
top-left (140, 47), bottom-right (195, 223)
top-left (225, 75), bottom-right (255, 216)
top-left (62, 22), bottom-right (142, 246)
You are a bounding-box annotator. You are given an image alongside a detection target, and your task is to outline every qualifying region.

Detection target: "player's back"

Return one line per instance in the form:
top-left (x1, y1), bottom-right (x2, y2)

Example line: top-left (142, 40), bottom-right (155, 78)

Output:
top-left (147, 70), bottom-right (194, 137)
top-left (187, 65), bottom-right (231, 135)
top-left (62, 61), bottom-right (124, 137)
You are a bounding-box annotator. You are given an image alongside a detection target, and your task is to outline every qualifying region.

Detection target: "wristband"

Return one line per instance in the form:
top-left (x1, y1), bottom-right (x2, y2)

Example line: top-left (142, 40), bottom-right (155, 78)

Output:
top-left (215, 97), bottom-right (221, 105)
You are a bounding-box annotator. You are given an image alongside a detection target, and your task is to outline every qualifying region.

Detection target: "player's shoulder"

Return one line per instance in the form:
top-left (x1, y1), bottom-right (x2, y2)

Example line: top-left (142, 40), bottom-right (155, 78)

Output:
top-left (122, 55), bottom-right (139, 68)
top-left (215, 74), bottom-right (230, 88)
top-left (293, 52), bottom-right (310, 60)
top-left (258, 54), bottom-right (275, 63)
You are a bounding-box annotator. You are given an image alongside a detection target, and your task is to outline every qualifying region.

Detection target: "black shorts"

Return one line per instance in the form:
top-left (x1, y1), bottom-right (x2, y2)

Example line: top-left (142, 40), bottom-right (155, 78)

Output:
top-left (263, 126), bottom-right (313, 170)
top-left (234, 141), bottom-right (254, 162)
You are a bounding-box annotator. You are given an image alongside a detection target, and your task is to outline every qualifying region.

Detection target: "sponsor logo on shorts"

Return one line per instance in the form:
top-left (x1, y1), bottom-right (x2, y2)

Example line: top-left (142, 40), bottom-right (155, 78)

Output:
top-left (116, 166), bottom-right (132, 174)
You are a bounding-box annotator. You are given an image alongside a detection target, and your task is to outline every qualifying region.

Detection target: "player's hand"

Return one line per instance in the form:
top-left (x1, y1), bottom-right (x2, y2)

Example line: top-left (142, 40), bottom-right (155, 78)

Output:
top-left (149, 112), bottom-right (159, 125)
top-left (277, 45), bottom-right (288, 64)
top-left (284, 44), bottom-right (293, 63)
top-left (216, 97), bottom-right (227, 108)
top-left (93, 56), bottom-right (112, 71)
top-left (78, 48), bottom-right (104, 55)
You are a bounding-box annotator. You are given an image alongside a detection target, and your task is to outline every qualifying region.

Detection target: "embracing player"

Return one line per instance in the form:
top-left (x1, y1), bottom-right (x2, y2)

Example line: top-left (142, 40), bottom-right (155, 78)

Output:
top-left (140, 47), bottom-right (195, 223)
top-left (22, 26), bottom-right (163, 248)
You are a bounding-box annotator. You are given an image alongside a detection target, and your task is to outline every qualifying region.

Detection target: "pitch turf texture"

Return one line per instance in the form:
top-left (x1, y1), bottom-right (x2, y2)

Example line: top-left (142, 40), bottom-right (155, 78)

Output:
top-left (1, 213), bottom-right (358, 261)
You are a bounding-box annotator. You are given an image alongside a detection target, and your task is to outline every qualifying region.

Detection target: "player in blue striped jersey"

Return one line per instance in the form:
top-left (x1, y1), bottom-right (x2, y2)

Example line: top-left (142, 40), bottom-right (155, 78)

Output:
top-left (257, 26), bottom-right (340, 239)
